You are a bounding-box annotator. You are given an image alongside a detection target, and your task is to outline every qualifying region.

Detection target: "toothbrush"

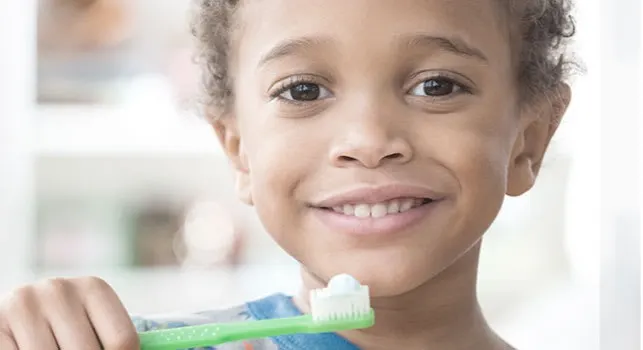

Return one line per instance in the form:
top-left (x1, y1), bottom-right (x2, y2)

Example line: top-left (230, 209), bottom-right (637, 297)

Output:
top-left (138, 274), bottom-right (375, 350)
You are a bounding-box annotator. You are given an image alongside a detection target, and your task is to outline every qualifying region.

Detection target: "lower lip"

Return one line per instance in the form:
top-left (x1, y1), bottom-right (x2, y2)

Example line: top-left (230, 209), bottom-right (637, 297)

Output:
top-left (312, 201), bottom-right (438, 237)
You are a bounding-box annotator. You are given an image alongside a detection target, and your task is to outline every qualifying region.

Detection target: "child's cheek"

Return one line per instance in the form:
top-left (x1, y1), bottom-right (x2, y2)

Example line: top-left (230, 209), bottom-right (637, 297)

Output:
top-left (416, 118), bottom-right (513, 223)
top-left (241, 120), bottom-right (328, 238)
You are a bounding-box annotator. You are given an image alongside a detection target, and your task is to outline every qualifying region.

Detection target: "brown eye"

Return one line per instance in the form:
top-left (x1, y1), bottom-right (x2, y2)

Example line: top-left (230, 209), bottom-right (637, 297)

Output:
top-left (410, 78), bottom-right (462, 97)
top-left (280, 83), bottom-right (331, 101)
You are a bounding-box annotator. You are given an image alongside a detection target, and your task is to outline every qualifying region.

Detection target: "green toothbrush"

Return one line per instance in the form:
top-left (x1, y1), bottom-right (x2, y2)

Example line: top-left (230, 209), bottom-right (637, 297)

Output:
top-left (138, 274), bottom-right (375, 349)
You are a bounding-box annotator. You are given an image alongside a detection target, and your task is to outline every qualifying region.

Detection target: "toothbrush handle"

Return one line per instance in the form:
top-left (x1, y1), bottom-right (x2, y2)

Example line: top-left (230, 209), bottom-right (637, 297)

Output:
top-left (216, 315), bottom-right (313, 343)
top-left (138, 315), bottom-right (312, 350)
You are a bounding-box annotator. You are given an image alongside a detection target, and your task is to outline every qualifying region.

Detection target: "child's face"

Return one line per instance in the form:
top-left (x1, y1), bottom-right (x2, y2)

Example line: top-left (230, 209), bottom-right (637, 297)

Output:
top-left (218, 0), bottom-right (563, 296)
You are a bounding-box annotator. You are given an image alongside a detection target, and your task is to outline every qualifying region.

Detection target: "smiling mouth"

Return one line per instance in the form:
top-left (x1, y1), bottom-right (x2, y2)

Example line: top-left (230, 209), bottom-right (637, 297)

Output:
top-left (318, 197), bottom-right (434, 218)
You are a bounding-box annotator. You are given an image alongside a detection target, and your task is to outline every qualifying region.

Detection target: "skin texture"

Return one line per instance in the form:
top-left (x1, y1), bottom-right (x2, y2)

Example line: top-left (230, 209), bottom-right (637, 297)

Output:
top-left (215, 0), bottom-right (571, 349)
top-left (0, 0), bottom-right (570, 349)
top-left (0, 277), bottom-right (139, 350)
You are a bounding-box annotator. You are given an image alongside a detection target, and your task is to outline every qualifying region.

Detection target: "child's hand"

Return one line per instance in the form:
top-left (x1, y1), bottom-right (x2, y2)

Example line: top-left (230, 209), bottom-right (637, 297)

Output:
top-left (0, 277), bottom-right (139, 349)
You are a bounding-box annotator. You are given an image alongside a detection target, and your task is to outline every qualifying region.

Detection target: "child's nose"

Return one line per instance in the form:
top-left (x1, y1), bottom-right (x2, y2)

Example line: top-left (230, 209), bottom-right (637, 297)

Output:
top-left (328, 130), bottom-right (413, 169)
top-left (328, 90), bottom-right (414, 169)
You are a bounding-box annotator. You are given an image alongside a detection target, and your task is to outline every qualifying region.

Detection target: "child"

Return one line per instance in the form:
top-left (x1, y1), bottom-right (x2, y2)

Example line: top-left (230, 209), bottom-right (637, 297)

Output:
top-left (0, 0), bottom-right (577, 349)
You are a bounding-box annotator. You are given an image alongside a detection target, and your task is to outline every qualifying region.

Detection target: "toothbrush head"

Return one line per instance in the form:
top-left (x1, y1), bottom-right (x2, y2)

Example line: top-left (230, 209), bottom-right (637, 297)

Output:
top-left (310, 274), bottom-right (372, 322)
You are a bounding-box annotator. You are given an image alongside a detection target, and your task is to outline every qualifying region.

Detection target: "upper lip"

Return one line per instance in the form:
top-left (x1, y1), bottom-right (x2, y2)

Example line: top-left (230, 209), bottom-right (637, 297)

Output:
top-left (312, 184), bottom-right (445, 208)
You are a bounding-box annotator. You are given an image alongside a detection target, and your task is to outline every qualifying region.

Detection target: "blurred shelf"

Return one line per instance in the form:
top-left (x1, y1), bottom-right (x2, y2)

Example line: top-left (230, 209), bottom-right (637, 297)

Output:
top-left (34, 103), bottom-right (233, 198)
top-left (36, 155), bottom-right (233, 199)
top-left (35, 104), bottom-right (223, 156)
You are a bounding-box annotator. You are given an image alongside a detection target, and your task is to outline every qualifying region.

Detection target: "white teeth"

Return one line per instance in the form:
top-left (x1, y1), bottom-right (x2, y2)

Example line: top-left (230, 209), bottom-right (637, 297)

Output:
top-left (387, 200), bottom-right (400, 214)
top-left (399, 199), bottom-right (414, 212)
top-left (370, 203), bottom-right (388, 218)
top-left (354, 204), bottom-right (371, 218)
top-left (330, 198), bottom-right (428, 218)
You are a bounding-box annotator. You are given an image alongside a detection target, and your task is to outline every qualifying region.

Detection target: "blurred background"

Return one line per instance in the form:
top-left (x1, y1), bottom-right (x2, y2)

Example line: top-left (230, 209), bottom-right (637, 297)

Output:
top-left (0, 0), bottom-right (640, 349)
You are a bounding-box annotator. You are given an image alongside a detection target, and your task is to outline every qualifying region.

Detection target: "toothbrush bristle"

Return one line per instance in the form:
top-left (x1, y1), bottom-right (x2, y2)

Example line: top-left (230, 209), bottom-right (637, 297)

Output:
top-left (309, 284), bottom-right (371, 322)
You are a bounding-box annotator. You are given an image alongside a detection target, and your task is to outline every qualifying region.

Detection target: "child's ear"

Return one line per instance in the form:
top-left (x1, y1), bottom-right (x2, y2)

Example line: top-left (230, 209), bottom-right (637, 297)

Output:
top-left (506, 84), bottom-right (572, 196)
top-left (212, 117), bottom-right (254, 206)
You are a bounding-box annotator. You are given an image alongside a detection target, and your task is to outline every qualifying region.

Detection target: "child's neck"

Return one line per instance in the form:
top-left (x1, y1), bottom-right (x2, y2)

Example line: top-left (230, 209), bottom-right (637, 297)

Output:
top-left (294, 243), bottom-right (514, 350)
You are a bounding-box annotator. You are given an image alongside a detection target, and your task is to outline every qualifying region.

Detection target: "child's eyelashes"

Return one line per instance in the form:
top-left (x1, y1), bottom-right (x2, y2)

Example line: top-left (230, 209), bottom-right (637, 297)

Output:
top-left (276, 82), bottom-right (333, 103)
top-left (405, 70), bottom-right (474, 99)
top-left (269, 75), bottom-right (334, 106)
top-left (408, 77), bottom-right (471, 98)
top-left (268, 72), bottom-right (474, 107)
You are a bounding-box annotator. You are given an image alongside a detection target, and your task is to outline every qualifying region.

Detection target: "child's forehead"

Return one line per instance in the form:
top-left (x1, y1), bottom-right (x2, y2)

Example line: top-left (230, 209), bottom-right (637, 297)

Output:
top-left (237, 0), bottom-right (504, 30)
top-left (235, 0), bottom-right (509, 66)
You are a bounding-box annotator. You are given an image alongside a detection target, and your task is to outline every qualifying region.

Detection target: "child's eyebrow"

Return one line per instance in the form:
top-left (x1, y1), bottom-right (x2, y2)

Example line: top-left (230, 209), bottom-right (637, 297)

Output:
top-left (258, 36), bottom-right (331, 67)
top-left (400, 33), bottom-right (489, 63)
top-left (258, 33), bottom-right (487, 68)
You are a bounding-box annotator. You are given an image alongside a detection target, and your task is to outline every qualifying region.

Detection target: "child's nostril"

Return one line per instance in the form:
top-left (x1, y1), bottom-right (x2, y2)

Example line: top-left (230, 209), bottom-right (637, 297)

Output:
top-left (338, 155), bottom-right (358, 162)
top-left (385, 153), bottom-right (404, 160)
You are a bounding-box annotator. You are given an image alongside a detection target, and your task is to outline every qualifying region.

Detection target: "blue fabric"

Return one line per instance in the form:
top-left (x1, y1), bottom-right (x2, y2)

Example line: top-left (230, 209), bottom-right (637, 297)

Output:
top-left (246, 294), bottom-right (361, 350)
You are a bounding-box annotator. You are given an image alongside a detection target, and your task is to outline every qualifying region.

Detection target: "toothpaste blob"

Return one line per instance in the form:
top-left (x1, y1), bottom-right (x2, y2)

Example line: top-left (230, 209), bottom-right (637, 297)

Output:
top-left (328, 274), bottom-right (362, 293)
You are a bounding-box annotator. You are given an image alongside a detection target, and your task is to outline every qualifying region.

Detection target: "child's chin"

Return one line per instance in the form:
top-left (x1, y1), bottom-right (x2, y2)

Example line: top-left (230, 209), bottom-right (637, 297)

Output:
top-left (360, 273), bottom-right (432, 298)
top-left (320, 260), bottom-right (437, 298)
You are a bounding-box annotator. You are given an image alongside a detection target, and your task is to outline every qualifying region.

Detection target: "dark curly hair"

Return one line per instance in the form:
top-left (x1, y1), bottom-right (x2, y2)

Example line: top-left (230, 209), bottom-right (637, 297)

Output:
top-left (191, 0), bottom-right (577, 119)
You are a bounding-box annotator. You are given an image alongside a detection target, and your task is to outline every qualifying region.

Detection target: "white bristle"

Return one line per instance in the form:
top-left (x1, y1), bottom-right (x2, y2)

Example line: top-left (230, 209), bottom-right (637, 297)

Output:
top-left (310, 274), bottom-right (370, 321)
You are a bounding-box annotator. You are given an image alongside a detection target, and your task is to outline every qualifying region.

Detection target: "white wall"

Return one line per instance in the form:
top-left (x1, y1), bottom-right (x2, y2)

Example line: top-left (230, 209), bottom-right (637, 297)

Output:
top-left (0, 0), bottom-right (37, 287)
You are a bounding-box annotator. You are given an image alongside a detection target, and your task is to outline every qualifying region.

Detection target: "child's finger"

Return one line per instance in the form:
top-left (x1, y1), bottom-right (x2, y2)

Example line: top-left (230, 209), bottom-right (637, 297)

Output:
top-left (78, 277), bottom-right (140, 350)
top-left (4, 288), bottom-right (59, 350)
top-left (9, 310), bottom-right (58, 349)
top-left (39, 279), bottom-right (102, 349)
top-left (0, 331), bottom-right (18, 350)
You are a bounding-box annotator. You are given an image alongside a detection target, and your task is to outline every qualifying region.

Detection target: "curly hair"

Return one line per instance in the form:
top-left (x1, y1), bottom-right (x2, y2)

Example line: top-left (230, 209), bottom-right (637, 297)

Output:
top-left (191, 0), bottom-right (577, 119)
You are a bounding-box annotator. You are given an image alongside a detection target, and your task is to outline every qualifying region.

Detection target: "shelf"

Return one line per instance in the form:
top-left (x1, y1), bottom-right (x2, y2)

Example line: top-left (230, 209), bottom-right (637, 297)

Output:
top-left (36, 154), bottom-right (234, 199)
top-left (34, 103), bottom-right (234, 198)
top-left (35, 104), bottom-right (224, 156)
